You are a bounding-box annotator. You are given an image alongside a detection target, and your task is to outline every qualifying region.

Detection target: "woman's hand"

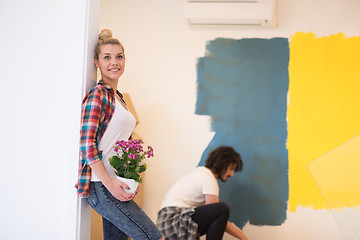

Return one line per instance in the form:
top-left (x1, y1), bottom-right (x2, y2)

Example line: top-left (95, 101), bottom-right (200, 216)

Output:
top-left (89, 161), bottom-right (138, 201)
top-left (106, 178), bottom-right (137, 201)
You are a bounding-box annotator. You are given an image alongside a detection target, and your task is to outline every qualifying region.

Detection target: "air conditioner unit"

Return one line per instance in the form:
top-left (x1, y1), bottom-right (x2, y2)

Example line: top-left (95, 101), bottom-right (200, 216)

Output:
top-left (185, 0), bottom-right (277, 27)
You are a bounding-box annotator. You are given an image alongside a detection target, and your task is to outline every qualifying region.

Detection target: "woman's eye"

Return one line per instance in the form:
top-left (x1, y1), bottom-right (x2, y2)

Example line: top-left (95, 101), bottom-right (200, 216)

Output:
top-left (117, 55), bottom-right (123, 59)
top-left (104, 56), bottom-right (110, 60)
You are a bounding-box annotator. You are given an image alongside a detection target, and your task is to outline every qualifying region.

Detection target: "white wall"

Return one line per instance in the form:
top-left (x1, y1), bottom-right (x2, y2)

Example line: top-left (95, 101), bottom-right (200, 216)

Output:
top-left (0, 1), bottom-right (89, 239)
top-left (99, 0), bottom-right (360, 240)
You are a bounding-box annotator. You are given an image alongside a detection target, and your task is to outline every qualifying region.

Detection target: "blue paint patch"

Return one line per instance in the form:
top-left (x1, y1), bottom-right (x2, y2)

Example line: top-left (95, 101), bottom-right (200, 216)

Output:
top-left (196, 38), bottom-right (289, 227)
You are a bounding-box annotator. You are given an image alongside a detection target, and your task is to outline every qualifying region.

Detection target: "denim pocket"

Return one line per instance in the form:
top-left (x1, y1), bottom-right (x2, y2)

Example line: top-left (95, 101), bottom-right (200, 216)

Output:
top-left (87, 182), bottom-right (99, 208)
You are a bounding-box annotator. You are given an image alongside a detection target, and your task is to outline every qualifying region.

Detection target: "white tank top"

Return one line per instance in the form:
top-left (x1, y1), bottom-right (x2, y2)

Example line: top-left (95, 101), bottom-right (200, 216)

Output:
top-left (91, 98), bottom-right (136, 181)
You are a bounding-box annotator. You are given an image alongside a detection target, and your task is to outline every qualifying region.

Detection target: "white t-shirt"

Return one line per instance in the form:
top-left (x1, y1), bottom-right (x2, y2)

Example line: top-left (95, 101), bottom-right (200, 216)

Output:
top-left (161, 166), bottom-right (219, 208)
top-left (91, 98), bottom-right (136, 181)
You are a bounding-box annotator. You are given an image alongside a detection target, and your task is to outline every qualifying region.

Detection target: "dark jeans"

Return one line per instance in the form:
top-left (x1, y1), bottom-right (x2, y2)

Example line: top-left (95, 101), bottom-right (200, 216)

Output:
top-left (87, 181), bottom-right (163, 240)
top-left (191, 202), bottom-right (230, 240)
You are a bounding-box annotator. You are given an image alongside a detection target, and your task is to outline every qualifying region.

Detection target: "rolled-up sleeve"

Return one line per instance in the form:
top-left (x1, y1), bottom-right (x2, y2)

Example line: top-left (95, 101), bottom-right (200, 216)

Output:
top-left (80, 88), bottom-right (104, 165)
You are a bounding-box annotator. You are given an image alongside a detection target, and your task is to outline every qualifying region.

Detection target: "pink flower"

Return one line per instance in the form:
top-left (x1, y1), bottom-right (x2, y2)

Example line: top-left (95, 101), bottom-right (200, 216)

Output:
top-left (117, 140), bottom-right (125, 147)
top-left (109, 139), bottom-right (154, 183)
top-left (146, 146), bottom-right (154, 158)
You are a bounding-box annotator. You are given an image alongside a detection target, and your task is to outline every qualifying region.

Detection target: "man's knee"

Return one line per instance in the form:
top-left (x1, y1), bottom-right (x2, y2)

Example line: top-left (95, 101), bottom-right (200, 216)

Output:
top-left (218, 202), bottom-right (230, 219)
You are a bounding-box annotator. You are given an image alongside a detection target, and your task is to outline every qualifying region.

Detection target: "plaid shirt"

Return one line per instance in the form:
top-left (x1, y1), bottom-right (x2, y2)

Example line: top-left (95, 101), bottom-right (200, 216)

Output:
top-left (75, 80), bottom-right (125, 198)
top-left (156, 207), bottom-right (199, 240)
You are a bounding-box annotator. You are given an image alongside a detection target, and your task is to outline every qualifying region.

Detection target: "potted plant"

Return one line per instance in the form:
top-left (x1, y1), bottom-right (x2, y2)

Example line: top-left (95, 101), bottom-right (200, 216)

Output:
top-left (109, 139), bottom-right (154, 194)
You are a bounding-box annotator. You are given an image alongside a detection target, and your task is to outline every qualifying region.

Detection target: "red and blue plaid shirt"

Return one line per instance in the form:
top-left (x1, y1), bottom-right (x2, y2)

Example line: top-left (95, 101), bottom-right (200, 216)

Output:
top-left (75, 80), bottom-right (123, 197)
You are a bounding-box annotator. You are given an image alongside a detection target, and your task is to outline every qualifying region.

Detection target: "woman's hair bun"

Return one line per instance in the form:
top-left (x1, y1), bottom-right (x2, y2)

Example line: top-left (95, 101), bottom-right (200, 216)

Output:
top-left (94, 29), bottom-right (123, 60)
top-left (98, 29), bottom-right (113, 41)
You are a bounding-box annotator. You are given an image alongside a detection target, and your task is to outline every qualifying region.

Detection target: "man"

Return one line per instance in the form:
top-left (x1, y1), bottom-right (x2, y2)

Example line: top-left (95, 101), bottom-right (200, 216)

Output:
top-left (156, 146), bottom-right (248, 240)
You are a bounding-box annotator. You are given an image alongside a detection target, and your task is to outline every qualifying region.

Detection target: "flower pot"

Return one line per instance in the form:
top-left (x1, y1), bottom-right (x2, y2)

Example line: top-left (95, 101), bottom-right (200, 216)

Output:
top-left (115, 176), bottom-right (139, 194)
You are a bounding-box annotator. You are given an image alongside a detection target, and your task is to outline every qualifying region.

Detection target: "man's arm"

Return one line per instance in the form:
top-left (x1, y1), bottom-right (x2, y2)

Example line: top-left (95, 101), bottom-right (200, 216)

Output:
top-left (204, 194), bottom-right (248, 240)
top-left (204, 194), bottom-right (219, 204)
top-left (225, 222), bottom-right (248, 240)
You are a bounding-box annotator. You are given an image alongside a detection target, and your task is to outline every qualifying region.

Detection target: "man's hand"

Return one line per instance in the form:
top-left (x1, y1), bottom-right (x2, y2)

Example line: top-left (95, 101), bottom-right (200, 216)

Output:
top-left (238, 231), bottom-right (248, 240)
top-left (227, 221), bottom-right (248, 240)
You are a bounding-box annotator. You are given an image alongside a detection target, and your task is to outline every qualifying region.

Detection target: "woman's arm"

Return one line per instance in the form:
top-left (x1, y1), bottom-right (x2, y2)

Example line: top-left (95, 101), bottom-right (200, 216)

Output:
top-left (80, 88), bottom-right (105, 165)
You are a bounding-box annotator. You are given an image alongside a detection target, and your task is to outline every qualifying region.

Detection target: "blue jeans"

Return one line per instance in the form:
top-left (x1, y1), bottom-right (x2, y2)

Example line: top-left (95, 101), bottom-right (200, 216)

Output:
top-left (87, 181), bottom-right (163, 240)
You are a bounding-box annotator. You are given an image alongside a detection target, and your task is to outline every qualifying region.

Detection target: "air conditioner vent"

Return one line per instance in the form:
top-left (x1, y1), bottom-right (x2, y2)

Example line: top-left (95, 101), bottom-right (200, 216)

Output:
top-left (185, 0), bottom-right (277, 27)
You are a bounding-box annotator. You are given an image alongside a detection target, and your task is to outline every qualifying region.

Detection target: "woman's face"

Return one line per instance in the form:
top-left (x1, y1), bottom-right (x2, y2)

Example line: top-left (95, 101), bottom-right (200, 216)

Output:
top-left (95, 44), bottom-right (125, 82)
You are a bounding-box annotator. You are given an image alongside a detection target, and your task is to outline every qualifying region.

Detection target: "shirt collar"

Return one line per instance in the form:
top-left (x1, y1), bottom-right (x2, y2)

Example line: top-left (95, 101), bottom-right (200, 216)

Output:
top-left (97, 79), bottom-right (125, 102)
top-left (98, 79), bottom-right (114, 91)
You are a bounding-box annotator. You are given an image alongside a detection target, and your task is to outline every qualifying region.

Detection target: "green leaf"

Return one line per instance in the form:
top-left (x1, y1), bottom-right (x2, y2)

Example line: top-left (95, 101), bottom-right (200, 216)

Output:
top-left (131, 172), bottom-right (140, 182)
top-left (109, 156), bottom-right (121, 169)
top-left (124, 171), bottom-right (132, 179)
top-left (139, 165), bottom-right (146, 173)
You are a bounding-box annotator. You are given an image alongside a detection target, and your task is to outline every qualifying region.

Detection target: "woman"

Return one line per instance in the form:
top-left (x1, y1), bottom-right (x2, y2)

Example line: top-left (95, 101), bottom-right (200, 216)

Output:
top-left (75, 29), bottom-right (164, 240)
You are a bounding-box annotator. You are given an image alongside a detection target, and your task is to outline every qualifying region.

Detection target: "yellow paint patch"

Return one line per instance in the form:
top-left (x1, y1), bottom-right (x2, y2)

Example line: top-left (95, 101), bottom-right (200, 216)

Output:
top-left (288, 32), bottom-right (360, 211)
top-left (308, 135), bottom-right (360, 209)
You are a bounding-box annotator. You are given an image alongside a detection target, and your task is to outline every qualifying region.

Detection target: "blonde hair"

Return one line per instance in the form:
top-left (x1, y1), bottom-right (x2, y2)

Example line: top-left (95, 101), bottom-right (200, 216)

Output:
top-left (94, 29), bottom-right (124, 59)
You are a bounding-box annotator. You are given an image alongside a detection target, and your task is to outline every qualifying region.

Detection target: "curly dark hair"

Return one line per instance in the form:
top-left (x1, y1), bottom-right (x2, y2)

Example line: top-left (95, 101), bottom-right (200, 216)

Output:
top-left (205, 146), bottom-right (243, 176)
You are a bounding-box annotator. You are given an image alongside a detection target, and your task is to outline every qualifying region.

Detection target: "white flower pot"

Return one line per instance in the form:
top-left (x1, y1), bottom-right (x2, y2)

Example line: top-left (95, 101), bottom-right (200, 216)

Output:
top-left (115, 176), bottom-right (139, 194)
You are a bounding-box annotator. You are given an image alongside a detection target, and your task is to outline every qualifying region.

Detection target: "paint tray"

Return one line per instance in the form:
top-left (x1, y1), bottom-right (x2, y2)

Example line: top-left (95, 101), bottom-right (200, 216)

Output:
top-left (308, 135), bottom-right (360, 240)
